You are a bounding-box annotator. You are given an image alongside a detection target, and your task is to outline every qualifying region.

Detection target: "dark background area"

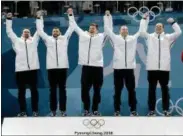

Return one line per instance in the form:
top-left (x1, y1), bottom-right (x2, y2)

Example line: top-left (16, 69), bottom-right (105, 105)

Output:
top-left (1, 1), bottom-right (183, 18)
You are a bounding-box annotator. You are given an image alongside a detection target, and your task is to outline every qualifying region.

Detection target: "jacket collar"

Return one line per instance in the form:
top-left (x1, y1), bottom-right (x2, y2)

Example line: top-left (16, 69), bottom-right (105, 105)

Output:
top-left (154, 32), bottom-right (165, 37)
top-left (21, 36), bottom-right (32, 41)
top-left (119, 34), bottom-right (129, 39)
top-left (52, 35), bottom-right (63, 40)
top-left (87, 32), bottom-right (99, 37)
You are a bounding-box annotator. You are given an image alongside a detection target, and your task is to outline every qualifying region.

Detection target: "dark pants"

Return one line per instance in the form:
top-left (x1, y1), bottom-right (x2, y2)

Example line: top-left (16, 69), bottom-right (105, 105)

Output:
top-left (81, 66), bottom-right (103, 112)
top-left (48, 69), bottom-right (67, 112)
top-left (16, 70), bottom-right (39, 112)
top-left (148, 71), bottom-right (170, 111)
top-left (114, 69), bottom-right (137, 112)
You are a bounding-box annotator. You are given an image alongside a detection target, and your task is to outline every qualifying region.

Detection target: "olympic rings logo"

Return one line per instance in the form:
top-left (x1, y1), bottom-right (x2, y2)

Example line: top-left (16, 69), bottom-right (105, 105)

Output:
top-left (156, 97), bottom-right (183, 116)
top-left (127, 6), bottom-right (161, 22)
top-left (83, 119), bottom-right (105, 129)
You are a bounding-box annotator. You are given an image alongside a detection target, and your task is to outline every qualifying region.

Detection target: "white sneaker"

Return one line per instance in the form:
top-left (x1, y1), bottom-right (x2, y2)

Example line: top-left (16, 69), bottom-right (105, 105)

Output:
top-left (17, 112), bottom-right (27, 117)
top-left (82, 110), bottom-right (91, 116)
top-left (164, 111), bottom-right (171, 116)
top-left (92, 111), bottom-right (101, 116)
top-left (32, 111), bottom-right (39, 117)
top-left (114, 111), bottom-right (121, 116)
top-left (49, 111), bottom-right (56, 117)
top-left (60, 111), bottom-right (67, 117)
top-left (130, 111), bottom-right (139, 116)
top-left (147, 111), bottom-right (156, 116)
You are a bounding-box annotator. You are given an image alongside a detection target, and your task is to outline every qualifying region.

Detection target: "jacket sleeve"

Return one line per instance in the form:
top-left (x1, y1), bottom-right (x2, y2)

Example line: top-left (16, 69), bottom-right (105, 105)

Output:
top-left (102, 34), bottom-right (109, 48)
top-left (103, 15), bottom-right (116, 44)
top-left (64, 15), bottom-right (75, 39)
top-left (138, 17), bottom-right (150, 39)
top-left (36, 17), bottom-right (49, 42)
top-left (68, 14), bottom-right (85, 36)
top-left (32, 31), bottom-right (40, 46)
top-left (6, 19), bottom-right (18, 44)
top-left (167, 22), bottom-right (182, 42)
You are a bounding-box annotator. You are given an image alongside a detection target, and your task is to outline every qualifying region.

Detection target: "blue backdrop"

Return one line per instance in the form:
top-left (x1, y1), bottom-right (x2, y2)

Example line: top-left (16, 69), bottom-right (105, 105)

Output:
top-left (2, 13), bottom-right (183, 116)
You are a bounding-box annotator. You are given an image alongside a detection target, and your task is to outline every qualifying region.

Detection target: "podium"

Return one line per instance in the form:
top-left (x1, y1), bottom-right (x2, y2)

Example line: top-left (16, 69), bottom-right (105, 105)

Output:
top-left (2, 117), bottom-right (183, 135)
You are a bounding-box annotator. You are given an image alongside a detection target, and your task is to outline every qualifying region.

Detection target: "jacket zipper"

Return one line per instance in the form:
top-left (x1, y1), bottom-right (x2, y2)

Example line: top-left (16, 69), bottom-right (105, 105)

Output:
top-left (158, 35), bottom-right (161, 69)
top-left (87, 36), bottom-right (92, 64)
top-left (125, 38), bottom-right (127, 68)
top-left (55, 38), bottom-right (59, 67)
top-left (25, 40), bottom-right (30, 69)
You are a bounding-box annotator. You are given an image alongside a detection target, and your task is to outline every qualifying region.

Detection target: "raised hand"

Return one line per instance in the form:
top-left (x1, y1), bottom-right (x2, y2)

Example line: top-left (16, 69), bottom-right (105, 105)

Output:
top-left (36, 10), bottom-right (43, 18)
top-left (105, 10), bottom-right (111, 16)
top-left (67, 8), bottom-right (73, 16)
top-left (6, 12), bottom-right (13, 19)
top-left (167, 18), bottom-right (175, 24)
top-left (143, 12), bottom-right (149, 19)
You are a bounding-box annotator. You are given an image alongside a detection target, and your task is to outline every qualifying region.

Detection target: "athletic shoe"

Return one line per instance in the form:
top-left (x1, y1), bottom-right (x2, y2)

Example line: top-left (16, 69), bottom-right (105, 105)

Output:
top-left (114, 111), bottom-right (121, 116)
top-left (147, 111), bottom-right (156, 116)
top-left (60, 111), bottom-right (67, 117)
top-left (82, 110), bottom-right (91, 116)
top-left (130, 111), bottom-right (138, 116)
top-left (92, 111), bottom-right (101, 116)
top-left (17, 112), bottom-right (27, 117)
top-left (164, 111), bottom-right (171, 116)
top-left (49, 111), bottom-right (57, 117)
top-left (32, 111), bottom-right (39, 117)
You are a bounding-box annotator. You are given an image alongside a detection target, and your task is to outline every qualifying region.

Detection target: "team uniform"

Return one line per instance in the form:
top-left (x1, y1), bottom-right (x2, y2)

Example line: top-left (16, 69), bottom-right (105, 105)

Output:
top-left (36, 16), bottom-right (74, 116)
top-left (141, 18), bottom-right (182, 115)
top-left (104, 15), bottom-right (144, 115)
top-left (69, 14), bottom-right (108, 115)
top-left (6, 18), bottom-right (40, 116)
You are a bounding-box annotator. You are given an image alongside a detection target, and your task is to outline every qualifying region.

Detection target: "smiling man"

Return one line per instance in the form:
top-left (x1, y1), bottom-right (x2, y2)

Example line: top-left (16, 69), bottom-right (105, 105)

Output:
top-left (68, 8), bottom-right (109, 116)
top-left (104, 10), bottom-right (146, 116)
top-left (6, 12), bottom-right (40, 117)
top-left (141, 16), bottom-right (182, 116)
top-left (36, 10), bottom-right (74, 117)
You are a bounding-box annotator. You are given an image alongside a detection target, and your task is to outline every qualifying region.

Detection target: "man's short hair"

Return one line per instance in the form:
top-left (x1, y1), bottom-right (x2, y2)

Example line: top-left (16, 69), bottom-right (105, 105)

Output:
top-left (121, 25), bottom-right (128, 30)
top-left (23, 28), bottom-right (30, 33)
top-left (90, 23), bottom-right (98, 29)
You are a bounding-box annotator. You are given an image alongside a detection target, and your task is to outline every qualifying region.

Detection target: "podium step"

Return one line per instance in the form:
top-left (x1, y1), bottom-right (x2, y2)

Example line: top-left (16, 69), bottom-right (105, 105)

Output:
top-left (2, 117), bottom-right (183, 135)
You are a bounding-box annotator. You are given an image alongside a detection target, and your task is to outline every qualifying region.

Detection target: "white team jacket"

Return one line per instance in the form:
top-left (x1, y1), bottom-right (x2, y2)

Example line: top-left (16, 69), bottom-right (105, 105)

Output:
top-left (6, 19), bottom-right (40, 72)
top-left (69, 15), bottom-right (108, 67)
top-left (141, 18), bottom-right (182, 71)
top-left (36, 16), bottom-right (74, 69)
top-left (104, 15), bottom-right (144, 69)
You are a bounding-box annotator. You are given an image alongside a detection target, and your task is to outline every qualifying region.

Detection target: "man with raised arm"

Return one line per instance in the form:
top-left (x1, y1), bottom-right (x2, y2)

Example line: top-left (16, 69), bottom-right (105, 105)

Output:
top-left (68, 8), bottom-right (108, 116)
top-left (104, 10), bottom-right (146, 116)
top-left (141, 16), bottom-right (182, 116)
top-left (36, 10), bottom-right (74, 117)
top-left (6, 13), bottom-right (40, 117)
